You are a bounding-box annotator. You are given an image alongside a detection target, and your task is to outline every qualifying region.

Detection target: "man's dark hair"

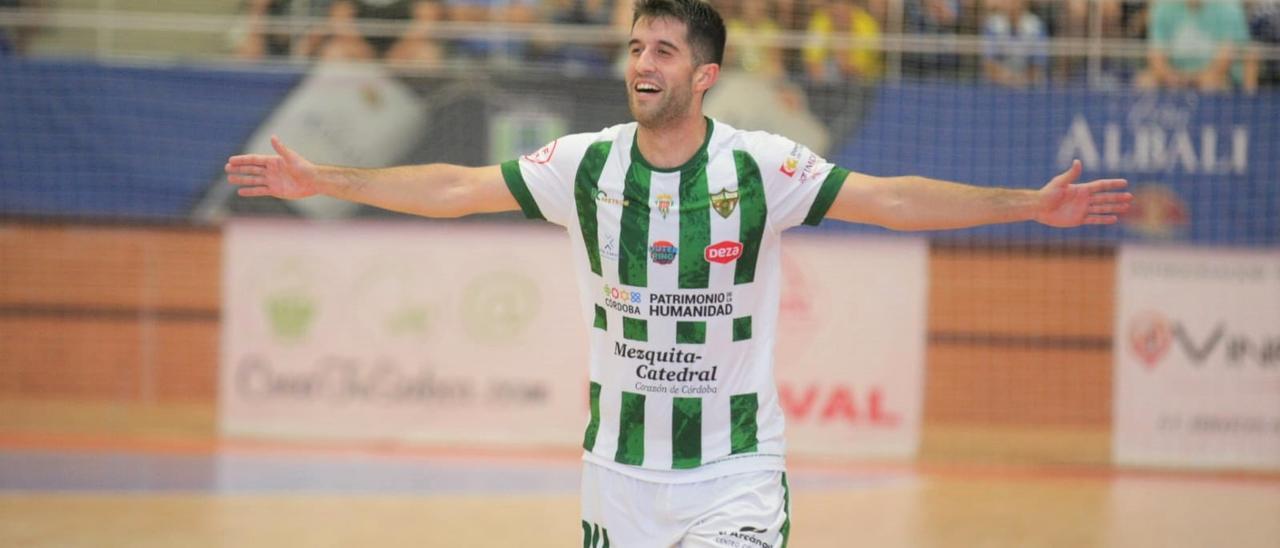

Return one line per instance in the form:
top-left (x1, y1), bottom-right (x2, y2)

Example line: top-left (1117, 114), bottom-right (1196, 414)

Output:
top-left (632, 0), bottom-right (726, 67)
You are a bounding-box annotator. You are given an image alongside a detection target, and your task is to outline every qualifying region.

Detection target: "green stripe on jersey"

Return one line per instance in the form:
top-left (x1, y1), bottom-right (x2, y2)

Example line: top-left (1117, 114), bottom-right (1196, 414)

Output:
top-left (672, 397), bottom-right (702, 469)
top-left (677, 161), bottom-right (711, 289)
top-left (618, 163), bottom-right (652, 287)
top-left (730, 393), bottom-right (759, 454)
top-left (732, 151), bottom-right (766, 285)
top-left (733, 316), bottom-right (752, 341)
top-left (583, 382), bottom-right (601, 451)
top-left (676, 321), bottom-right (705, 344)
top-left (582, 521), bottom-right (591, 548)
top-left (623, 317), bottom-right (647, 341)
top-left (616, 392), bottom-right (646, 465)
top-left (803, 166), bottom-right (850, 226)
top-left (500, 160), bottom-right (545, 220)
top-left (593, 305), bottom-right (607, 330)
top-left (574, 141), bottom-right (613, 275)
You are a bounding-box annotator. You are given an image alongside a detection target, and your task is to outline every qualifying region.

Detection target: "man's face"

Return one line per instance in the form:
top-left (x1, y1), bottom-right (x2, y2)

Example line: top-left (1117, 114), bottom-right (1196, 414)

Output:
top-left (625, 16), bottom-right (704, 128)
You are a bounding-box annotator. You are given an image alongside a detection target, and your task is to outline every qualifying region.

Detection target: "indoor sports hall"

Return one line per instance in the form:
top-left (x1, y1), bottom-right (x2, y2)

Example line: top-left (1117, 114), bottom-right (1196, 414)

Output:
top-left (1, 1), bottom-right (1277, 546)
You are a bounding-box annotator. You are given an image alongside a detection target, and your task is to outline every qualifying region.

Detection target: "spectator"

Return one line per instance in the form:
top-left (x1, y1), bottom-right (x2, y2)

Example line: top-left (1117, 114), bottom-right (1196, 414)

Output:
top-left (305, 0), bottom-right (445, 65)
top-left (903, 0), bottom-right (963, 77)
top-left (446, 0), bottom-right (538, 64)
top-left (1248, 0), bottom-right (1279, 86)
top-left (1050, 0), bottom-right (1128, 85)
top-left (1, 0), bottom-right (44, 56)
top-left (1135, 0), bottom-right (1256, 92)
top-left (724, 0), bottom-right (785, 78)
top-left (540, 0), bottom-right (617, 73)
top-left (803, 0), bottom-right (883, 84)
top-left (982, 0), bottom-right (1048, 87)
top-left (234, 0), bottom-right (289, 59)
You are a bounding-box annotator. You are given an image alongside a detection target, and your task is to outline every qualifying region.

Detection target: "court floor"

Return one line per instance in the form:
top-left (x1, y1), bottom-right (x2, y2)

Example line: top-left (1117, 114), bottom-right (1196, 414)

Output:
top-left (1, 437), bottom-right (1277, 548)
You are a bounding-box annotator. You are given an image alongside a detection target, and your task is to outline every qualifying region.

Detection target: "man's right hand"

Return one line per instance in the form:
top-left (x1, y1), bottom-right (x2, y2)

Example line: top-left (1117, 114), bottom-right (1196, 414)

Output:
top-left (225, 136), bottom-right (321, 200)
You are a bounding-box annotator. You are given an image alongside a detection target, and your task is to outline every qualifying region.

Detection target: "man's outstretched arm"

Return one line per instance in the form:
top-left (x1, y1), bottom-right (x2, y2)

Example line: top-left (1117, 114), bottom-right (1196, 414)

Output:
top-left (825, 160), bottom-right (1131, 231)
top-left (225, 136), bottom-right (519, 218)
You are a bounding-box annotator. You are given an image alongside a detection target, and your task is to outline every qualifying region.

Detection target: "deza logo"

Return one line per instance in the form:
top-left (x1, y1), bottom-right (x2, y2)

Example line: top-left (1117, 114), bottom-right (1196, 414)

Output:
top-left (704, 240), bottom-right (743, 264)
top-left (1128, 311), bottom-right (1280, 369)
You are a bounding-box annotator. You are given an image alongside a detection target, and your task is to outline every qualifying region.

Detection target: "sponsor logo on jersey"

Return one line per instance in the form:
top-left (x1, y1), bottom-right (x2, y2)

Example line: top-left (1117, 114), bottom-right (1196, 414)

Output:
top-left (710, 188), bottom-right (739, 219)
top-left (600, 235), bottom-right (619, 261)
top-left (649, 290), bottom-right (734, 318)
top-left (596, 190), bottom-right (629, 207)
top-left (602, 283), bottom-right (643, 314)
top-left (704, 240), bottom-right (744, 264)
top-left (522, 140), bottom-right (557, 164)
top-left (654, 193), bottom-right (674, 218)
top-left (649, 240), bottom-right (678, 265)
top-left (780, 143), bottom-right (802, 177)
top-left (780, 157), bottom-right (799, 177)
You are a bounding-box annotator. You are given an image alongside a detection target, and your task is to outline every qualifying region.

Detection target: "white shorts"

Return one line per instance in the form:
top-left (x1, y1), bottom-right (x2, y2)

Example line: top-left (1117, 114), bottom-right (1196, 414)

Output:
top-left (580, 460), bottom-right (791, 548)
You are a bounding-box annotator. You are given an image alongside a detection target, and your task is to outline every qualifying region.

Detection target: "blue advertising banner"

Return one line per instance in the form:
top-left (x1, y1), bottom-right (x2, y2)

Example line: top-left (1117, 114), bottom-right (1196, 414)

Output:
top-left (827, 85), bottom-right (1279, 246)
top-left (2, 59), bottom-right (1276, 245)
top-left (0, 59), bottom-right (300, 219)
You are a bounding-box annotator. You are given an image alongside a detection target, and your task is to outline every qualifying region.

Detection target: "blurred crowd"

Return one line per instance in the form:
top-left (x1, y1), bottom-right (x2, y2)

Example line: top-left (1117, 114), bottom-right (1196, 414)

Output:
top-left (1, 0), bottom-right (1276, 90)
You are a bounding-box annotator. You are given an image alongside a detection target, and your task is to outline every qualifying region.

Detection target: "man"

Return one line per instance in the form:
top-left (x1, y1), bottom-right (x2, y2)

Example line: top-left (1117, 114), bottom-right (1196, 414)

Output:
top-left (803, 0), bottom-right (884, 84)
top-left (226, 0), bottom-right (1131, 545)
top-left (1135, 0), bottom-right (1255, 92)
top-left (981, 0), bottom-right (1048, 88)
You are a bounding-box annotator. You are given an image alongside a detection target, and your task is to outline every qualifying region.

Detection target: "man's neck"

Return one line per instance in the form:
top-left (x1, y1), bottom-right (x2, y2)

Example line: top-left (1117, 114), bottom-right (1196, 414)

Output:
top-left (635, 114), bottom-right (708, 170)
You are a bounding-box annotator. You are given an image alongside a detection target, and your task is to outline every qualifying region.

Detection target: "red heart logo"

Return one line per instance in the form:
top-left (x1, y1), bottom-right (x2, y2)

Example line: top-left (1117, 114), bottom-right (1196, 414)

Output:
top-left (1128, 311), bottom-right (1172, 369)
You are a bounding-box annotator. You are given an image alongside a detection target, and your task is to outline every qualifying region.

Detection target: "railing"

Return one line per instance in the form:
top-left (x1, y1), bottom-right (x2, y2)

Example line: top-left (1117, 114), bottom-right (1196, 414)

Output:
top-left (1, 3), bottom-right (1278, 86)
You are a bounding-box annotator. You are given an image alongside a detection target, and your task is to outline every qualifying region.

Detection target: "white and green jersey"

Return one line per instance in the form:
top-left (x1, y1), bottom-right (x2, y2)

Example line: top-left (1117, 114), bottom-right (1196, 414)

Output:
top-left (502, 117), bottom-right (848, 483)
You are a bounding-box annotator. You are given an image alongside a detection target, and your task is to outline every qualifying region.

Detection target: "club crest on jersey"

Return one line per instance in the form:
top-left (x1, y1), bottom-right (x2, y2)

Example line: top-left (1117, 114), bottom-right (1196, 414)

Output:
top-left (704, 241), bottom-right (744, 264)
top-left (654, 193), bottom-right (674, 219)
top-left (649, 241), bottom-right (678, 265)
top-left (522, 140), bottom-right (557, 164)
top-left (710, 188), bottom-right (739, 219)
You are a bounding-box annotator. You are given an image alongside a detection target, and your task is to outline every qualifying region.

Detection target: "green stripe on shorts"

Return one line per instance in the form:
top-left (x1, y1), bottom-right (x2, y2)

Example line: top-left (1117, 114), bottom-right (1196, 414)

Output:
top-left (781, 473), bottom-right (791, 547)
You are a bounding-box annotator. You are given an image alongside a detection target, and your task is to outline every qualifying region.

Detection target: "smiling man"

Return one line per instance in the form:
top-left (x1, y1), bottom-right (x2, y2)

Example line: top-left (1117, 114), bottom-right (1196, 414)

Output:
top-left (225, 0), bottom-right (1131, 545)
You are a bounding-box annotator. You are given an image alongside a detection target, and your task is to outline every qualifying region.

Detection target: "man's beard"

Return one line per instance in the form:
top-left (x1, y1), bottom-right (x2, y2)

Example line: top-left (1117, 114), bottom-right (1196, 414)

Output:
top-left (629, 86), bottom-right (693, 129)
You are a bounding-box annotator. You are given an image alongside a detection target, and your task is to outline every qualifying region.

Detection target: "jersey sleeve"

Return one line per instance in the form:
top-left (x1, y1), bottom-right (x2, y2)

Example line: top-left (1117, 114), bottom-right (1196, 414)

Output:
top-left (747, 132), bottom-right (849, 230)
top-left (500, 133), bottom-right (594, 227)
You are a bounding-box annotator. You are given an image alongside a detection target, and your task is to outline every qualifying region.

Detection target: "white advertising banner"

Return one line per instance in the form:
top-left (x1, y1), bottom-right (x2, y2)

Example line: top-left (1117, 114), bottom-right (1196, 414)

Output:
top-left (222, 221), bottom-right (927, 458)
top-left (775, 234), bottom-right (928, 459)
top-left (1114, 246), bottom-right (1280, 470)
top-left (221, 220), bottom-right (588, 447)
